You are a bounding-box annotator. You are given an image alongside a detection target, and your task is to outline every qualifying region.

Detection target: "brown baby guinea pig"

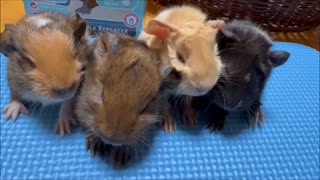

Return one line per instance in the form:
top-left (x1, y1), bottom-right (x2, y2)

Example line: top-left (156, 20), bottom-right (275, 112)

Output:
top-left (0, 11), bottom-right (89, 134)
top-left (75, 32), bottom-right (180, 167)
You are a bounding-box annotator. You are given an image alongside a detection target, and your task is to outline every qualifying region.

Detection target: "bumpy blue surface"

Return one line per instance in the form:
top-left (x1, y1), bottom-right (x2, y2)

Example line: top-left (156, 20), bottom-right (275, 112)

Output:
top-left (1, 42), bottom-right (319, 179)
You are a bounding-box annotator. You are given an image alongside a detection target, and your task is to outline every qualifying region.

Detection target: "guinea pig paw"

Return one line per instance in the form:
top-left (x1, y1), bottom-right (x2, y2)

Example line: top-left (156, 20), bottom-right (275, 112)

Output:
top-left (111, 147), bottom-right (132, 167)
top-left (161, 114), bottom-right (176, 134)
top-left (55, 117), bottom-right (73, 137)
top-left (257, 108), bottom-right (264, 123)
top-left (206, 20), bottom-right (225, 29)
top-left (182, 109), bottom-right (198, 126)
top-left (86, 135), bottom-right (107, 157)
top-left (249, 109), bottom-right (264, 128)
top-left (207, 121), bottom-right (224, 133)
top-left (3, 101), bottom-right (29, 122)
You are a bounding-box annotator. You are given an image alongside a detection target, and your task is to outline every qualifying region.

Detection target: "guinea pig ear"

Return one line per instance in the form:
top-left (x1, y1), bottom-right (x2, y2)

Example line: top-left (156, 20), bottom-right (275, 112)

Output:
top-left (4, 24), bottom-right (15, 31)
top-left (97, 33), bottom-right (119, 55)
top-left (216, 29), bottom-right (240, 51)
top-left (269, 50), bottom-right (290, 67)
top-left (206, 20), bottom-right (225, 29)
top-left (219, 29), bottom-right (240, 42)
top-left (68, 13), bottom-right (87, 43)
top-left (98, 35), bottom-right (109, 52)
top-left (0, 24), bottom-right (17, 56)
top-left (160, 65), bottom-right (182, 91)
top-left (144, 20), bottom-right (178, 40)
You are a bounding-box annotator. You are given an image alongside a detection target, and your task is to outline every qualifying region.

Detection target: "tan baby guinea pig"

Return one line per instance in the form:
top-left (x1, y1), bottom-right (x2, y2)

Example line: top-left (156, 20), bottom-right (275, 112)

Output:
top-left (0, 11), bottom-right (89, 134)
top-left (139, 5), bottom-right (225, 96)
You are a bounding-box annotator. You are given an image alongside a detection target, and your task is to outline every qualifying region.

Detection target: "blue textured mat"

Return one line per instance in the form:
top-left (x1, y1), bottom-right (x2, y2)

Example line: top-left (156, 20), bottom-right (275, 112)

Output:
top-left (1, 42), bottom-right (319, 179)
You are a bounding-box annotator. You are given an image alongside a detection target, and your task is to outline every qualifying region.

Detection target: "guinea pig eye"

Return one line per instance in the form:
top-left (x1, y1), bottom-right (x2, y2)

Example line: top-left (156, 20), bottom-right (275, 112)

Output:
top-left (25, 57), bottom-right (36, 68)
top-left (140, 96), bottom-right (157, 114)
top-left (176, 52), bottom-right (185, 63)
top-left (255, 69), bottom-right (266, 80)
top-left (140, 104), bottom-right (148, 114)
top-left (100, 88), bottom-right (105, 102)
top-left (80, 65), bottom-right (86, 72)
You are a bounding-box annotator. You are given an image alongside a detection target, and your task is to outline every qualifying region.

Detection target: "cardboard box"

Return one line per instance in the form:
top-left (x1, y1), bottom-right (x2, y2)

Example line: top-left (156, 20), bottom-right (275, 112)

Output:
top-left (23, 0), bottom-right (146, 37)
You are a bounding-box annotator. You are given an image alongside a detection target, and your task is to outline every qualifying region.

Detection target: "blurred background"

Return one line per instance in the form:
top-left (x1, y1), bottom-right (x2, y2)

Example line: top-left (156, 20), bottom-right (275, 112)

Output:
top-left (1, 0), bottom-right (319, 50)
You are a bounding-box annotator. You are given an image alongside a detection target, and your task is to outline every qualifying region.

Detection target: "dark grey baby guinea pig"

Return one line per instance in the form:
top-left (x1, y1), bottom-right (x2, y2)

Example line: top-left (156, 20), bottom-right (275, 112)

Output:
top-left (182, 20), bottom-right (290, 132)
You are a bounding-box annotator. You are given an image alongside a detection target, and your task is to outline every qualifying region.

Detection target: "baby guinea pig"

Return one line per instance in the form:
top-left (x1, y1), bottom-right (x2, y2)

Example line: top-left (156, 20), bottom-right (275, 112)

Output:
top-left (182, 20), bottom-right (290, 132)
top-left (138, 5), bottom-right (225, 96)
top-left (75, 32), bottom-right (180, 167)
top-left (0, 11), bottom-right (89, 134)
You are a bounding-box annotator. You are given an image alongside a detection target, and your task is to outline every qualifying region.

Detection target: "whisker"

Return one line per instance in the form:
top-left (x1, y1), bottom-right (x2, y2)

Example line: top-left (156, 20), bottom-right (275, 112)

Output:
top-left (247, 108), bottom-right (256, 125)
top-left (173, 94), bottom-right (183, 108)
top-left (129, 143), bottom-right (139, 159)
top-left (216, 85), bottom-right (226, 109)
top-left (178, 95), bottom-right (186, 108)
top-left (218, 80), bottom-right (241, 87)
top-left (28, 102), bottom-right (35, 114)
top-left (217, 47), bottom-right (239, 56)
top-left (137, 133), bottom-right (151, 148)
top-left (218, 40), bottom-right (267, 56)
top-left (224, 74), bottom-right (246, 78)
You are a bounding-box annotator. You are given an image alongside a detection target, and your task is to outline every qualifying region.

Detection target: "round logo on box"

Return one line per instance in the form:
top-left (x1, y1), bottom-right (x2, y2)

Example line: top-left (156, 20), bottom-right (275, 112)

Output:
top-left (30, 2), bottom-right (37, 9)
top-left (124, 13), bottom-right (139, 28)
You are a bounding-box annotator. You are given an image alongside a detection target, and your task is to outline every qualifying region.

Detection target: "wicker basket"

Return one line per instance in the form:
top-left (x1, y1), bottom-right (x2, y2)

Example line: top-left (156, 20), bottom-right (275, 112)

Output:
top-left (152, 0), bottom-right (320, 32)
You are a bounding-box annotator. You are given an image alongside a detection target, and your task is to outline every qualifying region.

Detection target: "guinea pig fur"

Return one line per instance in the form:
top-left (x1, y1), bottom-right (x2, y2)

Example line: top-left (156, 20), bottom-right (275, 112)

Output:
top-left (138, 5), bottom-right (225, 96)
top-left (182, 20), bottom-right (290, 132)
top-left (0, 11), bottom-right (90, 133)
top-left (75, 32), bottom-right (180, 167)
